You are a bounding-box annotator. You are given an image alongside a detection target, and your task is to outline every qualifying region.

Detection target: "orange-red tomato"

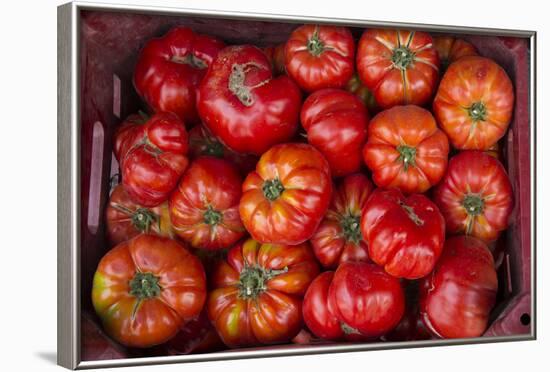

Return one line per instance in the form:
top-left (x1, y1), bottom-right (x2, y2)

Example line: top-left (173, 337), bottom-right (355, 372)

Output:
top-left (362, 105), bottom-right (449, 194)
top-left (433, 36), bottom-right (478, 70)
top-left (207, 239), bottom-right (319, 347)
top-left (169, 156), bottom-right (245, 250)
top-left (240, 143), bottom-right (332, 245)
top-left (433, 56), bottom-right (514, 150)
top-left (263, 43), bottom-right (286, 76)
top-left (432, 151), bottom-right (513, 242)
top-left (91, 235), bottom-right (206, 348)
top-left (357, 29), bottom-right (440, 109)
top-left (105, 184), bottom-right (173, 246)
top-left (285, 25), bottom-right (355, 92)
top-left (310, 174), bottom-right (374, 268)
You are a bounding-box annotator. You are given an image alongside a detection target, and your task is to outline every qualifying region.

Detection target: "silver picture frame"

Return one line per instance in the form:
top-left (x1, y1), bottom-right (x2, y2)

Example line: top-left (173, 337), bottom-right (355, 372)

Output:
top-left (57, 1), bottom-right (537, 369)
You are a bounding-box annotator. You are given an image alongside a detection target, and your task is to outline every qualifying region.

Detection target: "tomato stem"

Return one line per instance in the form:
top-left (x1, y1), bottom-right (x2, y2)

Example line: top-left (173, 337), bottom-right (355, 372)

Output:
top-left (463, 194), bottom-right (485, 216)
top-left (131, 208), bottom-right (159, 233)
top-left (129, 272), bottom-right (161, 299)
top-left (307, 26), bottom-right (325, 57)
top-left (340, 213), bottom-right (362, 244)
top-left (228, 62), bottom-right (270, 106)
top-left (468, 102), bottom-right (487, 122)
top-left (203, 205), bottom-right (223, 226)
top-left (399, 201), bottom-right (424, 226)
top-left (238, 265), bottom-right (289, 299)
top-left (391, 46), bottom-right (415, 70)
top-left (397, 145), bottom-right (417, 171)
top-left (262, 178), bottom-right (285, 201)
top-left (170, 53), bottom-right (207, 69)
top-left (340, 322), bottom-right (361, 335)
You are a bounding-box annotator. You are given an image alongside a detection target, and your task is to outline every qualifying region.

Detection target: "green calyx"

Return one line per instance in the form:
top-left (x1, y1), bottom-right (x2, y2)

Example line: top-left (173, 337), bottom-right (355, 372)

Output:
top-left (238, 265), bottom-right (288, 299)
top-left (262, 178), bottom-right (285, 201)
top-left (203, 140), bottom-right (225, 158)
top-left (203, 205), bottom-right (223, 226)
top-left (463, 194), bottom-right (485, 216)
top-left (340, 322), bottom-right (360, 335)
top-left (468, 102), bottom-right (487, 122)
top-left (307, 28), bottom-right (325, 57)
top-left (391, 46), bottom-right (415, 70)
top-left (399, 201), bottom-right (424, 226)
top-left (129, 272), bottom-right (161, 299)
top-left (131, 208), bottom-right (159, 233)
top-left (397, 145), bottom-right (417, 171)
top-left (170, 54), bottom-right (207, 69)
top-left (340, 213), bottom-right (362, 244)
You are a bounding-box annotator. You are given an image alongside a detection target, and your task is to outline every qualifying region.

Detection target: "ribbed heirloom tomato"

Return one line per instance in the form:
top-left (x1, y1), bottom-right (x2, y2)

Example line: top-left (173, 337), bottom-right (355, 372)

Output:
top-left (91, 235), bottom-right (206, 348)
top-left (301, 89), bottom-right (369, 177)
top-left (114, 112), bottom-right (189, 207)
top-left (169, 156), bottom-right (245, 250)
top-left (310, 174), bottom-right (374, 268)
top-left (420, 236), bottom-right (498, 338)
top-left (357, 29), bottom-right (440, 109)
top-left (433, 56), bottom-right (514, 150)
top-left (433, 151), bottom-right (513, 242)
top-left (284, 25), bottom-right (355, 92)
top-left (105, 184), bottom-right (173, 246)
top-left (433, 36), bottom-right (478, 70)
top-left (197, 45), bottom-right (302, 155)
top-left (363, 105), bottom-right (449, 194)
top-left (328, 261), bottom-right (405, 338)
top-left (133, 27), bottom-right (224, 124)
top-left (240, 143), bottom-right (332, 245)
top-left (361, 188), bottom-right (445, 279)
top-left (207, 239), bottom-right (319, 347)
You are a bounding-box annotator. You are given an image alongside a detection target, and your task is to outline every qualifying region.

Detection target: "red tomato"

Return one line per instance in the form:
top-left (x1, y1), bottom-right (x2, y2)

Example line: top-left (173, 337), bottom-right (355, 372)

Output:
top-left (285, 25), bottom-right (355, 92)
top-left (169, 156), bottom-right (245, 250)
top-left (362, 105), bottom-right (449, 194)
top-left (310, 174), bottom-right (374, 268)
top-left (165, 310), bottom-right (225, 355)
top-left (361, 188), bottom-right (445, 279)
top-left (346, 73), bottom-right (380, 113)
top-left (133, 27), bottom-right (224, 124)
top-left (263, 44), bottom-right (286, 75)
top-left (420, 236), bottom-right (498, 338)
top-left (328, 261), bottom-right (405, 338)
top-left (433, 56), bottom-right (514, 150)
top-left (301, 89), bottom-right (369, 177)
top-left (197, 45), bottom-right (302, 155)
top-left (207, 238), bottom-right (319, 347)
top-left (115, 112), bottom-right (189, 207)
top-left (433, 36), bottom-right (478, 70)
top-left (357, 29), bottom-right (440, 109)
top-left (432, 151), bottom-right (513, 242)
top-left (240, 143), bottom-right (332, 245)
top-left (91, 235), bottom-right (206, 348)
top-left (105, 184), bottom-right (174, 246)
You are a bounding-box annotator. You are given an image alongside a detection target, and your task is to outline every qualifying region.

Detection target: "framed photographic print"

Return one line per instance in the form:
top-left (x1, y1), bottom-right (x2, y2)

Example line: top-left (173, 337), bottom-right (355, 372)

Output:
top-left (57, 1), bottom-right (536, 369)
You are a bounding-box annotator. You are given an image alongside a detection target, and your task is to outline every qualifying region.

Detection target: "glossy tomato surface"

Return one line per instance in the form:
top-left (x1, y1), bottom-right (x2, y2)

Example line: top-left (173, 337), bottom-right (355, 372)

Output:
top-left (328, 261), bottom-right (405, 338)
top-left (115, 112), bottom-right (189, 207)
top-left (433, 56), bottom-right (514, 150)
top-left (105, 184), bottom-right (173, 246)
top-left (433, 36), bottom-right (478, 70)
top-left (433, 151), bottom-right (513, 242)
top-left (310, 174), bottom-right (374, 268)
top-left (301, 89), bottom-right (369, 177)
top-left (134, 27), bottom-right (224, 124)
top-left (197, 45), bottom-right (302, 155)
top-left (420, 236), bottom-right (498, 338)
top-left (240, 143), bottom-right (332, 245)
top-left (207, 238), bottom-right (319, 347)
top-left (91, 235), bottom-right (206, 348)
top-left (357, 29), bottom-right (439, 109)
top-left (170, 156), bottom-right (245, 250)
top-left (285, 25), bottom-right (355, 92)
top-left (361, 188), bottom-right (445, 279)
top-left (362, 105), bottom-right (449, 194)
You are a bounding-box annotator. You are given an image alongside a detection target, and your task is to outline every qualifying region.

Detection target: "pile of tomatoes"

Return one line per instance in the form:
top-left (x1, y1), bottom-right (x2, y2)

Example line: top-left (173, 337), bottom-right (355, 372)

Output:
top-left (92, 25), bottom-right (514, 352)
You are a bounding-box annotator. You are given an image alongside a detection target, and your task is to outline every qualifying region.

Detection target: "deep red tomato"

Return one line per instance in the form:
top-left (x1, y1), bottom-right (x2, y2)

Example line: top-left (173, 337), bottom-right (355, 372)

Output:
top-left (105, 184), bottom-right (174, 246)
top-left (240, 143), bottom-right (332, 245)
top-left (361, 188), bottom-right (445, 279)
top-left (432, 151), bottom-right (513, 242)
top-left (362, 105), bottom-right (449, 194)
top-left (310, 174), bottom-right (373, 268)
top-left (328, 261), bottom-right (405, 338)
top-left (207, 238), bottom-right (319, 347)
top-left (301, 89), bottom-right (369, 177)
top-left (197, 45), bottom-right (302, 155)
top-left (420, 236), bottom-right (498, 338)
top-left (169, 156), bottom-right (245, 250)
top-left (346, 73), bottom-right (380, 113)
top-left (357, 29), bottom-right (440, 109)
top-left (165, 310), bottom-right (225, 355)
top-left (433, 36), bottom-right (478, 70)
top-left (91, 235), bottom-right (206, 348)
top-left (433, 56), bottom-right (514, 150)
top-left (263, 44), bottom-right (286, 76)
top-left (188, 124), bottom-right (257, 175)
top-left (133, 27), bottom-right (224, 124)
top-left (284, 25), bottom-right (355, 92)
